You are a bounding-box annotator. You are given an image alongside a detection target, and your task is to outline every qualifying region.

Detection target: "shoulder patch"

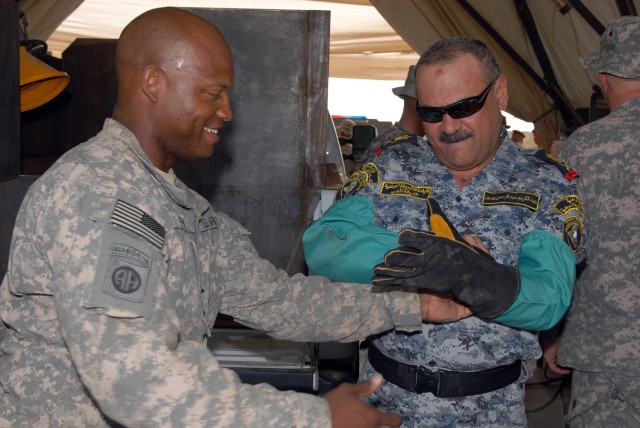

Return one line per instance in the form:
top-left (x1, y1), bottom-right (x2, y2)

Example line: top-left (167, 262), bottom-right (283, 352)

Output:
top-left (380, 181), bottom-right (432, 200)
top-left (110, 200), bottom-right (165, 249)
top-left (563, 216), bottom-right (584, 253)
top-left (375, 134), bottom-right (419, 155)
top-left (553, 195), bottom-right (584, 217)
top-left (361, 162), bottom-right (380, 184)
top-left (335, 171), bottom-right (367, 202)
top-left (199, 214), bottom-right (219, 232)
top-left (534, 150), bottom-right (579, 181)
top-left (104, 244), bottom-right (150, 303)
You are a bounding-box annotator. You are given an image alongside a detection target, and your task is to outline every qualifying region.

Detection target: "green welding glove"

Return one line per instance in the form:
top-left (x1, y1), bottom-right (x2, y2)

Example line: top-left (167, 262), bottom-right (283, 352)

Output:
top-left (371, 198), bottom-right (520, 319)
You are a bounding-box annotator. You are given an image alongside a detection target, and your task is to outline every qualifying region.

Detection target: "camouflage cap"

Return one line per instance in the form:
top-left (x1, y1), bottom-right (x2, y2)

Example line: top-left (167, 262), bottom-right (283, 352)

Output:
top-left (580, 16), bottom-right (640, 78)
top-left (392, 65), bottom-right (417, 99)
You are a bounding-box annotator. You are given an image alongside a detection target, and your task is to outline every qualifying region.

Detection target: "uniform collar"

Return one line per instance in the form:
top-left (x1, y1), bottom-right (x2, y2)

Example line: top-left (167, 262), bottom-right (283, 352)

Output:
top-left (102, 118), bottom-right (202, 211)
top-left (613, 95), bottom-right (640, 112)
top-left (478, 127), bottom-right (518, 184)
top-left (424, 127), bottom-right (518, 185)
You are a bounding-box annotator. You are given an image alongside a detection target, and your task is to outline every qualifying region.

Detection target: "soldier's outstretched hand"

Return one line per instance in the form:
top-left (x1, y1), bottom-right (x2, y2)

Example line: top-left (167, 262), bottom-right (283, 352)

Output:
top-left (324, 374), bottom-right (402, 428)
top-left (419, 290), bottom-right (473, 323)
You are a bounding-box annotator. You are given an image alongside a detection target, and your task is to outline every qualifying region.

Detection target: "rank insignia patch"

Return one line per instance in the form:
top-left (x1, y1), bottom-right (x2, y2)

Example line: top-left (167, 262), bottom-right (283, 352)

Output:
top-left (110, 200), bottom-right (165, 249)
top-left (378, 134), bottom-right (419, 151)
top-left (534, 150), bottom-right (579, 181)
top-left (380, 181), bottom-right (432, 200)
top-left (482, 191), bottom-right (541, 211)
top-left (563, 216), bottom-right (584, 253)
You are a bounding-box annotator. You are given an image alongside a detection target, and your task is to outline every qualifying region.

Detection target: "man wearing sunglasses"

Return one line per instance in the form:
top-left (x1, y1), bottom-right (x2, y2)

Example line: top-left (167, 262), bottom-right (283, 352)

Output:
top-left (303, 36), bottom-right (586, 426)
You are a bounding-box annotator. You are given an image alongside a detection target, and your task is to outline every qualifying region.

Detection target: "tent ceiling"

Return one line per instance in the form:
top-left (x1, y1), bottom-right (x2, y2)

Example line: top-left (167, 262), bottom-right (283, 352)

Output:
top-left (371, 0), bottom-right (638, 142)
top-left (25, 0), bottom-right (420, 81)
top-left (19, 0), bottom-right (639, 143)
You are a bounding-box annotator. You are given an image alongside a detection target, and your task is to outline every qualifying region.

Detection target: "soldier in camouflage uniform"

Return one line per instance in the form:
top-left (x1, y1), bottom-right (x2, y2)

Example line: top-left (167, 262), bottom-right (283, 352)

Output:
top-left (303, 37), bottom-right (587, 427)
top-left (541, 16), bottom-right (640, 427)
top-left (0, 7), bottom-right (437, 427)
top-left (362, 66), bottom-right (424, 163)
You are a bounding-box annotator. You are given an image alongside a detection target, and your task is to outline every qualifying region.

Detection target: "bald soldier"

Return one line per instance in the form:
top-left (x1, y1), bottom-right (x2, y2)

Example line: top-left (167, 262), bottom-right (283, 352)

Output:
top-left (0, 7), bottom-right (437, 427)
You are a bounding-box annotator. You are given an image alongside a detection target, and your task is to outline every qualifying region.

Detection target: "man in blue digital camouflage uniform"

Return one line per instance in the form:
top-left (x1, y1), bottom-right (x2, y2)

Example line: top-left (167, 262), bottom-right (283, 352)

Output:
top-left (303, 37), bottom-right (587, 427)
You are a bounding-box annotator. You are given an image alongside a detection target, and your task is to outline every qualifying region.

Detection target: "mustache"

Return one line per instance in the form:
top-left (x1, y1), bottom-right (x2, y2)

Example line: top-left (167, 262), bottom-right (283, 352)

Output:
top-left (439, 130), bottom-right (474, 144)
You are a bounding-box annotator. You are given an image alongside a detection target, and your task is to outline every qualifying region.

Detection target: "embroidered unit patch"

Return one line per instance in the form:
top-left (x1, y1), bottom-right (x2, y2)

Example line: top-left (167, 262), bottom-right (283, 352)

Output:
top-left (199, 214), bottom-right (219, 232)
top-left (563, 216), bottom-right (584, 252)
top-left (361, 162), bottom-right (380, 184)
top-left (335, 172), bottom-right (367, 202)
top-left (380, 181), bottom-right (432, 200)
top-left (481, 191), bottom-right (541, 211)
top-left (553, 195), bottom-right (584, 217)
top-left (110, 200), bottom-right (165, 248)
top-left (104, 244), bottom-right (150, 302)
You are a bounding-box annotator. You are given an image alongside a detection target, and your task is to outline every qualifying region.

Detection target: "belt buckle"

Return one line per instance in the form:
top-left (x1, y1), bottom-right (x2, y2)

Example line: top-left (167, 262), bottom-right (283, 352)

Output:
top-left (414, 366), bottom-right (442, 396)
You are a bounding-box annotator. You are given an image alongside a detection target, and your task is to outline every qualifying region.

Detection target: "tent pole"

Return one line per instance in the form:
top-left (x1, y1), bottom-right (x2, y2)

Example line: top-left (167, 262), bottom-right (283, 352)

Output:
top-left (456, 0), bottom-right (584, 128)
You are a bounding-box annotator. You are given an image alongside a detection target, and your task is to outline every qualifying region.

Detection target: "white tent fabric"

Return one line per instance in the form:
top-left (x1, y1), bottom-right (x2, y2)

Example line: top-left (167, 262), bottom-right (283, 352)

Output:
top-left (26, 0), bottom-right (420, 80)
top-left (20, 0), bottom-right (639, 144)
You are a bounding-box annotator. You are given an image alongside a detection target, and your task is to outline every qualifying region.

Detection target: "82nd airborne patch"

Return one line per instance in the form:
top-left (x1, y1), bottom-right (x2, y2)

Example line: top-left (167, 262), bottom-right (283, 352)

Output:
top-left (104, 244), bottom-right (150, 303)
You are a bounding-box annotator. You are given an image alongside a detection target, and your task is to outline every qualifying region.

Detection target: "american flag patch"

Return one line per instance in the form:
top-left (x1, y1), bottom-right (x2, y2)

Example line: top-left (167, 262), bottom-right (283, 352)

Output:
top-left (110, 200), bottom-right (165, 249)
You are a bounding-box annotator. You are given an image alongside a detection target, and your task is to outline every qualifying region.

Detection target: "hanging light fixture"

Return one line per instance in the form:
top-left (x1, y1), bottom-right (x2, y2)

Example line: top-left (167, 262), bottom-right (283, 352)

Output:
top-left (18, 11), bottom-right (70, 112)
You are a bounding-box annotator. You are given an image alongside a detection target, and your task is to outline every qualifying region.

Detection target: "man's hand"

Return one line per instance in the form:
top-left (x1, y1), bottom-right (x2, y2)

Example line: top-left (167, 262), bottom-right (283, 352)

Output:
top-left (542, 340), bottom-right (572, 375)
top-left (372, 198), bottom-right (520, 319)
top-left (419, 291), bottom-right (472, 323)
top-left (417, 232), bottom-right (486, 323)
top-left (324, 374), bottom-right (402, 428)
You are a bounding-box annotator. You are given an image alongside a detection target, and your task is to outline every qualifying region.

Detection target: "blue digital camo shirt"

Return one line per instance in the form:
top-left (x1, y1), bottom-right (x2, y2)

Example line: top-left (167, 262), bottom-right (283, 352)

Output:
top-left (317, 130), bottom-right (586, 371)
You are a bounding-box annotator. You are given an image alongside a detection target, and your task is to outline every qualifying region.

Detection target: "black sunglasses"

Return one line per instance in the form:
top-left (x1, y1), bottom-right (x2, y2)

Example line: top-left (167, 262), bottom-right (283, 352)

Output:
top-left (416, 75), bottom-right (499, 123)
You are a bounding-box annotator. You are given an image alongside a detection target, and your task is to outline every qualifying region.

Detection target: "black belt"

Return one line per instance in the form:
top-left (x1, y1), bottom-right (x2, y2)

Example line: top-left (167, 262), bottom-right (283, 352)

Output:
top-left (368, 343), bottom-right (522, 398)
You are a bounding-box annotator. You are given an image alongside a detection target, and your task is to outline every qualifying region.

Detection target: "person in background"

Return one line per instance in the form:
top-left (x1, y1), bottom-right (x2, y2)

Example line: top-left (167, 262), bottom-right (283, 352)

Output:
top-left (540, 16), bottom-right (640, 427)
top-left (549, 138), bottom-right (565, 157)
top-left (511, 129), bottom-right (526, 145)
top-left (335, 118), bottom-right (357, 174)
top-left (532, 129), bottom-right (545, 150)
top-left (336, 118), bottom-right (357, 141)
top-left (0, 7), bottom-right (443, 427)
top-left (362, 65), bottom-right (425, 162)
top-left (303, 36), bottom-right (586, 427)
